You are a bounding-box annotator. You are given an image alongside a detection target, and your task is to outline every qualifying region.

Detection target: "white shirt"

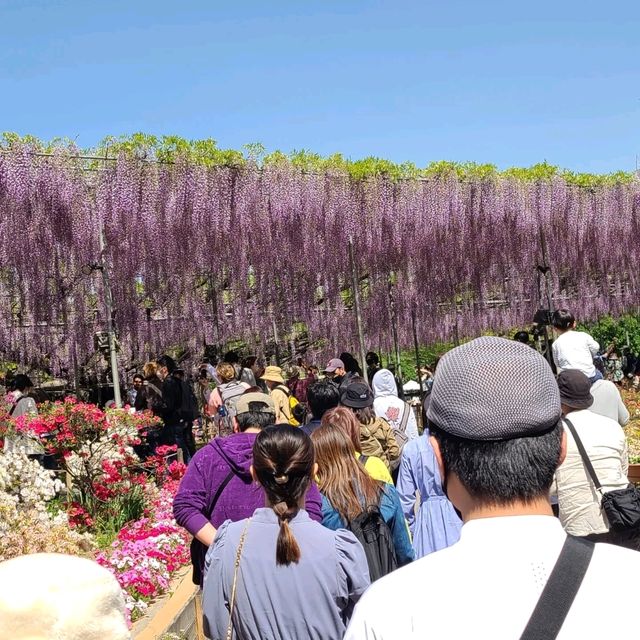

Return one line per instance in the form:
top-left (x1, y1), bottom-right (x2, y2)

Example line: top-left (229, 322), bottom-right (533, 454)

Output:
top-left (552, 410), bottom-right (628, 536)
top-left (552, 330), bottom-right (599, 377)
top-left (3, 391), bottom-right (41, 455)
top-left (344, 515), bottom-right (640, 640)
top-left (589, 379), bottom-right (629, 426)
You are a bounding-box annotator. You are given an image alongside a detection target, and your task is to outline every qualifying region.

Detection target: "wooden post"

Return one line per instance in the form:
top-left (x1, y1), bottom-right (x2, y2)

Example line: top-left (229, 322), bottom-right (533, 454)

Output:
top-left (271, 315), bottom-right (281, 365)
top-left (99, 224), bottom-right (122, 408)
top-left (412, 305), bottom-right (424, 399)
top-left (388, 278), bottom-right (402, 382)
top-left (538, 228), bottom-right (555, 370)
top-left (349, 237), bottom-right (369, 384)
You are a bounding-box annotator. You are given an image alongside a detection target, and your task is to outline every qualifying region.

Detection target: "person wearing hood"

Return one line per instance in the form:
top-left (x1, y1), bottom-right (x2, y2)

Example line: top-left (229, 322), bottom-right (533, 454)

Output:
top-left (173, 391), bottom-right (323, 585)
top-left (372, 369), bottom-right (419, 444)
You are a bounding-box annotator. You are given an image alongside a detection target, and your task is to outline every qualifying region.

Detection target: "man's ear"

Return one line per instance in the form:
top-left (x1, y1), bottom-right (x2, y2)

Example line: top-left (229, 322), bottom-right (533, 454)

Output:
top-left (429, 435), bottom-right (446, 483)
top-left (558, 429), bottom-right (567, 467)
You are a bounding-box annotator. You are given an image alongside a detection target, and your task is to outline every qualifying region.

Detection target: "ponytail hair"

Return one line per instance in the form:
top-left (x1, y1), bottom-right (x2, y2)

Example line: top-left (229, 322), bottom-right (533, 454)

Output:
top-left (252, 425), bottom-right (315, 565)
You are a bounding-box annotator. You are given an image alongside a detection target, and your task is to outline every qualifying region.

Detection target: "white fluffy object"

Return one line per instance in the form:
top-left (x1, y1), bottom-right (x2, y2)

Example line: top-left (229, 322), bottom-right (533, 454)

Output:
top-left (0, 553), bottom-right (130, 640)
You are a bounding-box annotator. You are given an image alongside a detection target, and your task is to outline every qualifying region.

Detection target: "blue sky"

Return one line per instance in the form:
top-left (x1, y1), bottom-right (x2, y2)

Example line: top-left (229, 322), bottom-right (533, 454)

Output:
top-left (1, 0), bottom-right (638, 173)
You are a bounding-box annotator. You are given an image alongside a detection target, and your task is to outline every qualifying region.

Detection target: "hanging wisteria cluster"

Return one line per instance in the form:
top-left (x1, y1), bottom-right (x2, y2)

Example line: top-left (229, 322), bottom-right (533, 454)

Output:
top-left (1, 145), bottom-right (639, 372)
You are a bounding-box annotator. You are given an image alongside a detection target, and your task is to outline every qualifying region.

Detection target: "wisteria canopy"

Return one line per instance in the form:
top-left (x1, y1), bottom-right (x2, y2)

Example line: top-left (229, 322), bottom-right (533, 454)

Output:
top-left (1, 135), bottom-right (639, 372)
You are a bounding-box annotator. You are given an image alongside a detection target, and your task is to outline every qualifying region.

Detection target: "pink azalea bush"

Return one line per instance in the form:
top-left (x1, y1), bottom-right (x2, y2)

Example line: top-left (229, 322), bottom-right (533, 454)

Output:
top-left (96, 478), bottom-right (190, 620)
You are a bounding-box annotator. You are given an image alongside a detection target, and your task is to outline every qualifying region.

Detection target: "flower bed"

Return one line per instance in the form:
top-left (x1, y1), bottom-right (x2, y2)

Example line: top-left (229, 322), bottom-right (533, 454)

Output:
top-left (97, 478), bottom-right (190, 621)
top-left (0, 397), bottom-right (191, 625)
top-left (621, 388), bottom-right (640, 460)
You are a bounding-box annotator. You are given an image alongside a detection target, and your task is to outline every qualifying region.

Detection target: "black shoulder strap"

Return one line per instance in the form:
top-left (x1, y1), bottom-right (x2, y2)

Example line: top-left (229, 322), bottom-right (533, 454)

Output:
top-left (206, 469), bottom-right (236, 518)
top-left (359, 454), bottom-right (369, 466)
top-left (520, 536), bottom-right (594, 640)
top-left (563, 418), bottom-right (602, 491)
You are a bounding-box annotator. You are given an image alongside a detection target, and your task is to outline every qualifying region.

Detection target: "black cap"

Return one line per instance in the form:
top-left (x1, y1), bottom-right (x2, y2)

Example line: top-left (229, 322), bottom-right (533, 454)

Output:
top-left (340, 381), bottom-right (374, 409)
top-left (557, 370), bottom-right (593, 410)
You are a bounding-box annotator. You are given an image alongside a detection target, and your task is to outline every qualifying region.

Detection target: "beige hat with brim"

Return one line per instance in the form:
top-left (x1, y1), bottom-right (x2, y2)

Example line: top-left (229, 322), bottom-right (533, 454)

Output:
top-left (260, 366), bottom-right (285, 384)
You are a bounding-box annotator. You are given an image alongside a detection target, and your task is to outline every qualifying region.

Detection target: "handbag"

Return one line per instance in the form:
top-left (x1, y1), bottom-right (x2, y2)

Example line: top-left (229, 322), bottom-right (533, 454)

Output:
top-left (226, 518), bottom-right (251, 640)
top-left (564, 418), bottom-right (640, 531)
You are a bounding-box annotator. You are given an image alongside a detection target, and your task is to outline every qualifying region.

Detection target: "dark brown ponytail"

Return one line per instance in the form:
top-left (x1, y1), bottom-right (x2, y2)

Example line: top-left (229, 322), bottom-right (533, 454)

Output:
top-left (253, 425), bottom-right (314, 566)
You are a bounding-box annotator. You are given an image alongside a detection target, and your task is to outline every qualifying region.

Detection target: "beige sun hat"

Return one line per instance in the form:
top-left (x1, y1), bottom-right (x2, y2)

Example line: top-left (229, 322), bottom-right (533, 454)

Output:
top-left (260, 366), bottom-right (285, 384)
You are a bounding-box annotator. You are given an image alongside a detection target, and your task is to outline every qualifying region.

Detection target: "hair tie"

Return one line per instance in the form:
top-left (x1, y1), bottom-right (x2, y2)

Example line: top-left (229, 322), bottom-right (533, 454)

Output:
top-left (274, 473), bottom-right (289, 485)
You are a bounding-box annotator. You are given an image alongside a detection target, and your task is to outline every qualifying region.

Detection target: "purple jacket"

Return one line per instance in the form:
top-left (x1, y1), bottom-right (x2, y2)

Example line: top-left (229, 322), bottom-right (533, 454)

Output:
top-left (173, 432), bottom-right (323, 535)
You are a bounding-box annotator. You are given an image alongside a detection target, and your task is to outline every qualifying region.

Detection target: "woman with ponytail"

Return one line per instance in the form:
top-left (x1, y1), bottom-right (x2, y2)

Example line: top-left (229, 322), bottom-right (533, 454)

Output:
top-left (202, 425), bottom-right (370, 640)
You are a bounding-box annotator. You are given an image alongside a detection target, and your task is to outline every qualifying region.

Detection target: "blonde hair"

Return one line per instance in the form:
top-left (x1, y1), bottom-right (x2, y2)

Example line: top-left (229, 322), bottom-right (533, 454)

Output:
top-left (217, 362), bottom-right (236, 383)
top-left (143, 361), bottom-right (158, 378)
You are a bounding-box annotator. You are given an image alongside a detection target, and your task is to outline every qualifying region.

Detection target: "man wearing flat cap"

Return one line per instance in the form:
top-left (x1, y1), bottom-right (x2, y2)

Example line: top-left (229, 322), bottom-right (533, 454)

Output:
top-left (552, 369), bottom-right (633, 546)
top-left (345, 337), bottom-right (640, 640)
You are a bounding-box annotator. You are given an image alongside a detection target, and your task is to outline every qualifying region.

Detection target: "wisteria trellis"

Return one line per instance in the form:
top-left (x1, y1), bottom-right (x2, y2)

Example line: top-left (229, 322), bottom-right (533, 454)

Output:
top-left (1, 148), bottom-right (639, 371)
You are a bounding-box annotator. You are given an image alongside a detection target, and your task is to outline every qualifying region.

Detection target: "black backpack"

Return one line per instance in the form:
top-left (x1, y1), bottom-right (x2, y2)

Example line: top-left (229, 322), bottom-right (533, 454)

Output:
top-left (347, 505), bottom-right (397, 582)
top-left (179, 379), bottom-right (200, 423)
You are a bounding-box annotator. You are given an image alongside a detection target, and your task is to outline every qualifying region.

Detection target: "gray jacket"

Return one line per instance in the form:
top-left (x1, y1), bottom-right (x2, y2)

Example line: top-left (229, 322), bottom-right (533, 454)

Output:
top-left (203, 508), bottom-right (370, 640)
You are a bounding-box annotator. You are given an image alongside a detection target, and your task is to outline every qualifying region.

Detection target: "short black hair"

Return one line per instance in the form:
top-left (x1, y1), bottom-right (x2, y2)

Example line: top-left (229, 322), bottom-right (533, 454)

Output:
top-left (339, 352), bottom-right (362, 375)
top-left (224, 350), bottom-right (240, 364)
top-left (12, 374), bottom-right (34, 392)
top-left (307, 380), bottom-right (340, 420)
top-left (430, 422), bottom-right (563, 505)
top-left (133, 374), bottom-right (144, 382)
top-left (366, 351), bottom-right (380, 365)
top-left (236, 411), bottom-right (276, 432)
top-left (513, 331), bottom-right (530, 344)
top-left (157, 355), bottom-right (177, 373)
top-left (552, 309), bottom-right (575, 330)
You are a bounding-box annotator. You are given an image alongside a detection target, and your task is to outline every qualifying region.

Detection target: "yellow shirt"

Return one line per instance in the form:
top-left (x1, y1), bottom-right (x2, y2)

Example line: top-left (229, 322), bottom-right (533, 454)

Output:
top-left (356, 452), bottom-right (393, 484)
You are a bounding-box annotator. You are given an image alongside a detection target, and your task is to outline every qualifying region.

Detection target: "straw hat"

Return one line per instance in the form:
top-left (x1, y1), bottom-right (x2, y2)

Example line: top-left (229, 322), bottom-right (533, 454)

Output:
top-left (260, 366), bottom-right (285, 384)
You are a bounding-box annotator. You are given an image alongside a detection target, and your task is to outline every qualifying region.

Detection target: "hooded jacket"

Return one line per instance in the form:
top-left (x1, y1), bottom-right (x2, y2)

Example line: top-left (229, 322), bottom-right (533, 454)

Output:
top-left (174, 432), bottom-right (323, 534)
top-left (372, 369), bottom-right (419, 442)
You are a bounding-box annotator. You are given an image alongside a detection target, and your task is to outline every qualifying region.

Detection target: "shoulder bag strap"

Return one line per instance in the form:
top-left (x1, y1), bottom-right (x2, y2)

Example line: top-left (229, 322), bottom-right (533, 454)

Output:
top-left (399, 402), bottom-right (411, 433)
top-left (146, 382), bottom-right (163, 397)
top-left (563, 418), bottom-right (603, 492)
top-left (9, 398), bottom-right (24, 416)
top-left (277, 384), bottom-right (291, 397)
top-left (520, 536), bottom-right (594, 640)
top-left (359, 454), bottom-right (369, 467)
top-left (226, 518), bottom-right (251, 640)
top-left (206, 469), bottom-right (236, 519)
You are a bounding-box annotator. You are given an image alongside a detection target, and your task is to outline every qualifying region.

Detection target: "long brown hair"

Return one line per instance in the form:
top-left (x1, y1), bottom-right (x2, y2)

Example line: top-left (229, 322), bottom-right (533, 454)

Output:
top-left (321, 406), bottom-right (362, 453)
top-left (311, 424), bottom-right (381, 522)
top-left (252, 425), bottom-right (314, 565)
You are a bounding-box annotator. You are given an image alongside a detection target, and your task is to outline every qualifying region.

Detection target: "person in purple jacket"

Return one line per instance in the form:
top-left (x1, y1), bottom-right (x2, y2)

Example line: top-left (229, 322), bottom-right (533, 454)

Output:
top-left (173, 391), bottom-right (324, 585)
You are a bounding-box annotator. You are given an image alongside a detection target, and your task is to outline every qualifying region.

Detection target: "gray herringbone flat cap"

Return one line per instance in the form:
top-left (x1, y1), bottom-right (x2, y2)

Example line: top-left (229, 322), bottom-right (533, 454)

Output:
top-left (427, 336), bottom-right (561, 440)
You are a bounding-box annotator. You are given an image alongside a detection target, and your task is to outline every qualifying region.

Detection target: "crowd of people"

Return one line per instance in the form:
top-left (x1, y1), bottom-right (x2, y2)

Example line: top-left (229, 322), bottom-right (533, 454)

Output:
top-left (4, 308), bottom-right (640, 639)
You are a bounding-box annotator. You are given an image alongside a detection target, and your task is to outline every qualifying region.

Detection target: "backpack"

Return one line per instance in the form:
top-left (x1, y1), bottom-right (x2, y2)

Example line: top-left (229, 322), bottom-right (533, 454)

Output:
top-left (276, 385), bottom-right (302, 426)
top-left (360, 424), bottom-right (386, 463)
top-left (347, 504), bottom-right (398, 582)
top-left (214, 381), bottom-right (246, 437)
top-left (179, 379), bottom-right (199, 423)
